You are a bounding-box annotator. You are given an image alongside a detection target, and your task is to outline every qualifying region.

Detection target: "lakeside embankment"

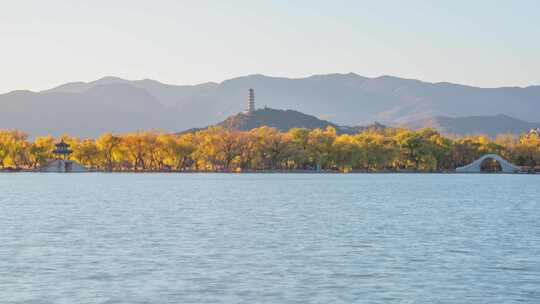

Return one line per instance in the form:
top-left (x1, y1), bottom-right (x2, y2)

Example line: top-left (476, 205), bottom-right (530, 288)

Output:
top-left (2, 168), bottom-right (538, 174)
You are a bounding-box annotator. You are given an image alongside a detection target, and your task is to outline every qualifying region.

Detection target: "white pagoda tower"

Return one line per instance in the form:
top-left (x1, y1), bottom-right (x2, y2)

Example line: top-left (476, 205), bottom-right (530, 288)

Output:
top-left (247, 88), bottom-right (255, 113)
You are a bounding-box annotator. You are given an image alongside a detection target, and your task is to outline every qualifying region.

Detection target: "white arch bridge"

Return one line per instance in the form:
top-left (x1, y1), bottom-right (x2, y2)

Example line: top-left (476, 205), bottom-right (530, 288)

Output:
top-left (456, 154), bottom-right (522, 173)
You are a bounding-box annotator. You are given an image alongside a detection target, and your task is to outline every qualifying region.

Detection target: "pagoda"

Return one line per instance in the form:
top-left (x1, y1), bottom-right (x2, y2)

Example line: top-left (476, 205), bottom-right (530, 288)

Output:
top-left (246, 88), bottom-right (255, 113)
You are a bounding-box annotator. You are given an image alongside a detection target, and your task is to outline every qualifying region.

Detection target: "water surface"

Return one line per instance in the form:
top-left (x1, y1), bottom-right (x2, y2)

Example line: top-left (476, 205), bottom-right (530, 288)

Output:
top-left (1, 173), bottom-right (539, 303)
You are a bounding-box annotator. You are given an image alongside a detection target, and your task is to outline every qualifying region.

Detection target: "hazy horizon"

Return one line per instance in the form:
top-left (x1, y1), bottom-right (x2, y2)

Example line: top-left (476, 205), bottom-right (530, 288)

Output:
top-left (2, 1), bottom-right (539, 93)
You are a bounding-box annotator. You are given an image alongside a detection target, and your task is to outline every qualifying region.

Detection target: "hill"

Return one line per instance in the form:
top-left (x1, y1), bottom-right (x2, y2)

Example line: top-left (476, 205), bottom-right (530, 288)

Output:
top-left (180, 108), bottom-right (385, 134)
top-left (403, 114), bottom-right (540, 137)
top-left (1, 73), bottom-right (539, 137)
top-left (218, 108), bottom-right (338, 131)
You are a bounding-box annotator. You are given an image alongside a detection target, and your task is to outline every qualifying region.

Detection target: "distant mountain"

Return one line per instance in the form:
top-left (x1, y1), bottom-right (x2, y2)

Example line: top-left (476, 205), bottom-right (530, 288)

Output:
top-left (403, 114), bottom-right (540, 137)
top-left (1, 73), bottom-right (539, 137)
top-left (45, 76), bottom-right (218, 108)
top-left (0, 83), bottom-right (179, 137)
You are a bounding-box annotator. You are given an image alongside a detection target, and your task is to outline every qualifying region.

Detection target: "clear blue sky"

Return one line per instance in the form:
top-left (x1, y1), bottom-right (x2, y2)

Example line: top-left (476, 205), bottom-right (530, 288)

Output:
top-left (1, 0), bottom-right (539, 92)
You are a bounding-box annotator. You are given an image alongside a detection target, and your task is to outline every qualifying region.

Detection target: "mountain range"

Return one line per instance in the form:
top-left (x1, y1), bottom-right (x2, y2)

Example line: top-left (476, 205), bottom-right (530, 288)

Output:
top-left (403, 114), bottom-right (540, 137)
top-left (1, 73), bottom-right (539, 137)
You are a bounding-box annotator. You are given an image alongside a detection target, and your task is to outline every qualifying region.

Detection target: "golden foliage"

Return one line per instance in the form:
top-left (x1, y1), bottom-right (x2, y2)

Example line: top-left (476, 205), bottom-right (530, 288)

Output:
top-left (0, 127), bottom-right (539, 171)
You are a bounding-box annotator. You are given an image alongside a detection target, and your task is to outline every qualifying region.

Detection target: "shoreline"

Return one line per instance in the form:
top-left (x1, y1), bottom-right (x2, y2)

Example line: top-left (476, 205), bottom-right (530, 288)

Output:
top-left (1, 169), bottom-right (537, 174)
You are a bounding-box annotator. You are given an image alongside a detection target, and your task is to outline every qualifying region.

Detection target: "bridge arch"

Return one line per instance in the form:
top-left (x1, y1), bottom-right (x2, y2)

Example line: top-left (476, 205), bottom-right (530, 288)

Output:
top-left (456, 154), bottom-right (521, 173)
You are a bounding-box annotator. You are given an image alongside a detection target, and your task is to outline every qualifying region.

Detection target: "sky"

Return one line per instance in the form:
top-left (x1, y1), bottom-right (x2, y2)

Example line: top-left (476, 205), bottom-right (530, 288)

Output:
top-left (1, 0), bottom-right (539, 93)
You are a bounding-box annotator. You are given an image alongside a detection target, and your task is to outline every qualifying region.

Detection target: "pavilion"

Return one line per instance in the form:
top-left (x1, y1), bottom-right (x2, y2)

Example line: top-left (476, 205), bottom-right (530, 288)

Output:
top-left (37, 140), bottom-right (88, 172)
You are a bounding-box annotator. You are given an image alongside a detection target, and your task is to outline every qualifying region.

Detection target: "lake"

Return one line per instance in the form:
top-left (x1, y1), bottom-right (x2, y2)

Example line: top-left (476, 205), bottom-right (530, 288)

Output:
top-left (1, 173), bottom-right (539, 303)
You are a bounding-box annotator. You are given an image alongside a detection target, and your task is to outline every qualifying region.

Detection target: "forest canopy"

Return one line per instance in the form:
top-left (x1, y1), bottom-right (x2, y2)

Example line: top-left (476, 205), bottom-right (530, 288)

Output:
top-left (0, 127), bottom-right (539, 172)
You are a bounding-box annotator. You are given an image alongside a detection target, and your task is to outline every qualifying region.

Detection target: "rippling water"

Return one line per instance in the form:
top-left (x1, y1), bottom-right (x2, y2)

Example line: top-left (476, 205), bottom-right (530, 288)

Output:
top-left (1, 173), bottom-right (539, 303)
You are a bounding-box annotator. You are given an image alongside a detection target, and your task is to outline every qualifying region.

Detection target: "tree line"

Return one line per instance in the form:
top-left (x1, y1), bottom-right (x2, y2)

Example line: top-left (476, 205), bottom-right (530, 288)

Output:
top-left (0, 126), bottom-right (539, 172)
